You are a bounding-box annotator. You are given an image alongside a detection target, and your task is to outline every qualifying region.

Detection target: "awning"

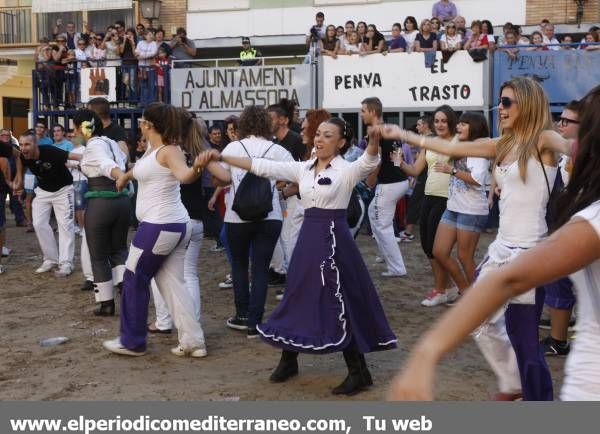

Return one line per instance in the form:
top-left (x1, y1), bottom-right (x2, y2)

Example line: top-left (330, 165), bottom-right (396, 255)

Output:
top-left (32, 0), bottom-right (132, 13)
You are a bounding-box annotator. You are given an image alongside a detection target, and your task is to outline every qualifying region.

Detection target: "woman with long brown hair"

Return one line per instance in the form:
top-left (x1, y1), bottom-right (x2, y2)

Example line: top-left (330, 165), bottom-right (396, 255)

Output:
top-left (389, 84), bottom-right (600, 401)
top-left (380, 77), bottom-right (572, 400)
top-left (103, 102), bottom-right (207, 357)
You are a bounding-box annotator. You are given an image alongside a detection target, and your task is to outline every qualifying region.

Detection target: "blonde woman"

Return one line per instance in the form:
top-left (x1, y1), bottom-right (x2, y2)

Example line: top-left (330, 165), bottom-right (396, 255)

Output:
top-left (380, 77), bottom-right (572, 400)
top-left (389, 85), bottom-right (600, 401)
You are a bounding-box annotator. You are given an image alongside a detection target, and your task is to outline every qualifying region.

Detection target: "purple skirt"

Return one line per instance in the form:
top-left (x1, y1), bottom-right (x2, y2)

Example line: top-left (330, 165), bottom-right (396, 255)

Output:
top-left (257, 208), bottom-right (397, 354)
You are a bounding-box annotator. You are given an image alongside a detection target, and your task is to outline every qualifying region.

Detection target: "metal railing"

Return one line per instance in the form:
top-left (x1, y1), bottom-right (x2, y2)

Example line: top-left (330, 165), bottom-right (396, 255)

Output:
top-left (0, 7), bottom-right (33, 45)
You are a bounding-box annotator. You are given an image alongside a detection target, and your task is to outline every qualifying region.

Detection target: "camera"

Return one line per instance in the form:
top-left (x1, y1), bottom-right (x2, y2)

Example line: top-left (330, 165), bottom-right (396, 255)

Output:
top-left (309, 25), bottom-right (320, 42)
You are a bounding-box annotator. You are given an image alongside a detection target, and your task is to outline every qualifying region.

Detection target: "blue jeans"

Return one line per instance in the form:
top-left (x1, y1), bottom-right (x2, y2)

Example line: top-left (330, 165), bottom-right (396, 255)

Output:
top-left (226, 220), bottom-right (282, 328)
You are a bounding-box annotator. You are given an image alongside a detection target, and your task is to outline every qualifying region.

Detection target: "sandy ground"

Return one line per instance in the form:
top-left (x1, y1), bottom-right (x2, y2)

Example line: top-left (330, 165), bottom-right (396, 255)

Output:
top-left (0, 211), bottom-right (566, 401)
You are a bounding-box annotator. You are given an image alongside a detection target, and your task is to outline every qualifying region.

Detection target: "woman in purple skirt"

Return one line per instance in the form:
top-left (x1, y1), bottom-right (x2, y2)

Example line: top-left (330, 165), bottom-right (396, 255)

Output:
top-left (196, 118), bottom-right (397, 396)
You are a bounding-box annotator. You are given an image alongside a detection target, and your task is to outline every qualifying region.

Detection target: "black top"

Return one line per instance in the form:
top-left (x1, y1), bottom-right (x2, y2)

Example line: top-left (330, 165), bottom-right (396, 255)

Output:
top-left (275, 129), bottom-right (305, 162)
top-left (0, 140), bottom-right (13, 159)
top-left (378, 138), bottom-right (408, 184)
top-left (180, 154), bottom-right (204, 220)
top-left (21, 146), bottom-right (72, 192)
top-left (102, 122), bottom-right (128, 143)
top-left (416, 32), bottom-right (437, 49)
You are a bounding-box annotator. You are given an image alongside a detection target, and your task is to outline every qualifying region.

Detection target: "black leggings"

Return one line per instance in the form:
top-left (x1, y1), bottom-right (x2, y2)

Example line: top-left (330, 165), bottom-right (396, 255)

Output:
top-left (85, 196), bottom-right (130, 282)
top-left (419, 195), bottom-right (447, 259)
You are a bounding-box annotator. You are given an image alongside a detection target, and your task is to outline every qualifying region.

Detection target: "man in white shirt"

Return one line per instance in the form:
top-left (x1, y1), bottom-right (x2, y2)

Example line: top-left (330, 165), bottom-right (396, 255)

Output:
top-left (543, 23), bottom-right (560, 50)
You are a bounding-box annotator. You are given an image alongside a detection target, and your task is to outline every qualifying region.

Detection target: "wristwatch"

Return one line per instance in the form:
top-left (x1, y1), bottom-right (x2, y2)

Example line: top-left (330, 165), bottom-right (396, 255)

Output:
top-left (451, 168), bottom-right (458, 176)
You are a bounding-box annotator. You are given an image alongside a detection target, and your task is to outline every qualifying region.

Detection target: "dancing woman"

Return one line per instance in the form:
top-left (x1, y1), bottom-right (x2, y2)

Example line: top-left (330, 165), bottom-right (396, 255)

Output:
top-left (196, 119), bottom-right (397, 396)
top-left (430, 112), bottom-right (491, 301)
top-left (75, 110), bottom-right (129, 316)
top-left (380, 77), bottom-right (572, 400)
top-left (103, 102), bottom-right (206, 357)
top-left (148, 110), bottom-right (209, 357)
top-left (393, 105), bottom-right (456, 305)
top-left (388, 84), bottom-right (600, 401)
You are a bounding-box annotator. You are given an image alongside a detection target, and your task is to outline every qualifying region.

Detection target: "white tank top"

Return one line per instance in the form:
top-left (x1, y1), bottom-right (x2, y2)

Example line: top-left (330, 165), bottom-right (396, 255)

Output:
top-left (495, 157), bottom-right (557, 247)
top-left (133, 145), bottom-right (189, 224)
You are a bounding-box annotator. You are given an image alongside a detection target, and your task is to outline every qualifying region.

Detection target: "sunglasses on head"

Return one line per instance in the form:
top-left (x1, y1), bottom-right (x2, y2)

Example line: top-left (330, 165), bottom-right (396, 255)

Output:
top-left (499, 96), bottom-right (517, 109)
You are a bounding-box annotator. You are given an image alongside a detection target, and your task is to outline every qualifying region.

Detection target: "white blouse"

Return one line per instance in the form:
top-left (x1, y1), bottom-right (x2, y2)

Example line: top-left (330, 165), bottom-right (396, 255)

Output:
top-left (81, 136), bottom-right (127, 180)
top-left (562, 200), bottom-right (600, 400)
top-left (251, 152), bottom-right (380, 210)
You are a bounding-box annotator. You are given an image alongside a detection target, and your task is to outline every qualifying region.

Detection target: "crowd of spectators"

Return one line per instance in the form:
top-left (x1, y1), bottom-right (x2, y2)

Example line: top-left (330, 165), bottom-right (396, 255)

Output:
top-left (305, 0), bottom-right (600, 63)
top-left (32, 0), bottom-right (600, 110)
top-left (35, 20), bottom-right (197, 109)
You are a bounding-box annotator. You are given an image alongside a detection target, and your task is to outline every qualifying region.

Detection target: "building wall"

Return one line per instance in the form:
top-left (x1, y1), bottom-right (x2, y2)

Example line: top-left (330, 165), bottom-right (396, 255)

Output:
top-left (185, 0), bottom-right (528, 39)
top-left (0, 59), bottom-right (34, 128)
top-left (526, 0), bottom-right (599, 24)
top-left (138, 0), bottom-right (187, 33)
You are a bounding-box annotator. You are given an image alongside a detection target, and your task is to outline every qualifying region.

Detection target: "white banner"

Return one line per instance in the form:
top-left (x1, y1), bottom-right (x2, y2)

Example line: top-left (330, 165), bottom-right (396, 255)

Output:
top-left (32, 0), bottom-right (131, 13)
top-left (79, 67), bottom-right (117, 103)
top-left (321, 51), bottom-right (486, 110)
top-left (171, 65), bottom-right (313, 113)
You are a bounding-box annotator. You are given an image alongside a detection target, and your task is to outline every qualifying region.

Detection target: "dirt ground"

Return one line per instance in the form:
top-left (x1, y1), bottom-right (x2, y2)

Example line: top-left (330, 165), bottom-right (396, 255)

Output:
top-left (0, 212), bottom-right (566, 401)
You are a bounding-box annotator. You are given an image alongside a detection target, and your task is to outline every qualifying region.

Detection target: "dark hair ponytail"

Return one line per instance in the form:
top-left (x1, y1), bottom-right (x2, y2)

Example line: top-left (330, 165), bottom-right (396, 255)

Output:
top-left (73, 109), bottom-right (104, 137)
top-left (325, 117), bottom-right (353, 155)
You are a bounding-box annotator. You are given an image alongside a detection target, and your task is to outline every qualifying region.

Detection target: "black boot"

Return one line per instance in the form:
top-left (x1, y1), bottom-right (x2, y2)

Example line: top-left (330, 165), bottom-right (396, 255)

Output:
top-left (269, 350), bottom-right (299, 383)
top-left (332, 350), bottom-right (370, 396)
top-left (359, 353), bottom-right (373, 386)
top-left (94, 300), bottom-right (115, 316)
top-left (81, 280), bottom-right (94, 291)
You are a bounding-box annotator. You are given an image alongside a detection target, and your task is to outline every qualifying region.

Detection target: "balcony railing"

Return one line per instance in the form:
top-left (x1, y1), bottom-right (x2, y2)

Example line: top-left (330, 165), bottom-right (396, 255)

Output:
top-left (33, 61), bottom-right (172, 115)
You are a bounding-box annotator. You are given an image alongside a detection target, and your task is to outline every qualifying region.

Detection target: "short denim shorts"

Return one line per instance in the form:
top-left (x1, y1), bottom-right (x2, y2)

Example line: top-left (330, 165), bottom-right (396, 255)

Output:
top-left (440, 209), bottom-right (488, 233)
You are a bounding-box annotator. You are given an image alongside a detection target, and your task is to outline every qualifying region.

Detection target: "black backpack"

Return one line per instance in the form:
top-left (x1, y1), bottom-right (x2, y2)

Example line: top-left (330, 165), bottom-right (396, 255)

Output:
top-left (231, 141), bottom-right (275, 222)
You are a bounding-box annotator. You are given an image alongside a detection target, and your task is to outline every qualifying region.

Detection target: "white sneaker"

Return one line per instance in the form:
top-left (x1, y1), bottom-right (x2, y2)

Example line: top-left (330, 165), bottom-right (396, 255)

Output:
top-left (103, 337), bottom-right (146, 356)
top-left (0, 265), bottom-right (5, 274)
top-left (35, 260), bottom-right (57, 274)
top-left (218, 274), bottom-right (233, 289)
top-left (2, 246), bottom-right (10, 257)
top-left (54, 264), bottom-right (73, 278)
top-left (421, 289), bottom-right (448, 307)
top-left (445, 287), bottom-right (460, 303)
top-left (374, 256), bottom-right (385, 264)
top-left (381, 271), bottom-right (407, 278)
top-left (171, 344), bottom-right (208, 358)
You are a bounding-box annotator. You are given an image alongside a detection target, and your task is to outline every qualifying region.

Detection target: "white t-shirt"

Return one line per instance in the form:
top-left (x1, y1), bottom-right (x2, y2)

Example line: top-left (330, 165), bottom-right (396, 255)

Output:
top-left (221, 136), bottom-right (293, 223)
top-left (561, 200), bottom-right (600, 400)
top-left (402, 30), bottom-right (419, 53)
top-left (447, 157), bottom-right (490, 215)
top-left (440, 33), bottom-right (462, 49)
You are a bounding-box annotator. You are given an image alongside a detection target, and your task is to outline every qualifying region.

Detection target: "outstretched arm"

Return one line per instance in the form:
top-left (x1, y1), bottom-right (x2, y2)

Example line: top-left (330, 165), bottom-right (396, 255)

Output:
top-left (540, 130), bottom-right (573, 156)
top-left (387, 217), bottom-right (600, 400)
top-left (380, 125), bottom-right (498, 158)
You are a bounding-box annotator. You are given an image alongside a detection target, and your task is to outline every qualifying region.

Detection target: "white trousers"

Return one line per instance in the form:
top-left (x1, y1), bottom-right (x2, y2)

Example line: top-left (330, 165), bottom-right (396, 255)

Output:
top-left (80, 230), bottom-right (94, 281)
top-left (368, 181), bottom-right (409, 275)
top-left (32, 185), bottom-right (75, 267)
top-left (270, 195), bottom-right (301, 274)
top-left (282, 196), bottom-right (304, 263)
top-left (472, 259), bottom-right (522, 394)
top-left (152, 219), bottom-right (203, 332)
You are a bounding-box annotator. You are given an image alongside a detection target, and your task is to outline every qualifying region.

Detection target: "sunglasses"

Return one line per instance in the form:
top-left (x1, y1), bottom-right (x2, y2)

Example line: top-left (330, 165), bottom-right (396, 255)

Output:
top-left (558, 117), bottom-right (579, 127)
top-left (499, 96), bottom-right (517, 109)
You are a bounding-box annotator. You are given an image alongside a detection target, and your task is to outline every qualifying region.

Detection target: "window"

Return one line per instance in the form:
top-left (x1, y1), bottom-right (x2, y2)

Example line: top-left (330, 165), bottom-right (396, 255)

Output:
top-left (0, 7), bottom-right (32, 44)
top-left (188, 0), bottom-right (249, 12)
top-left (87, 9), bottom-right (133, 34)
top-left (36, 11), bottom-right (82, 40)
top-left (3, 97), bottom-right (30, 137)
